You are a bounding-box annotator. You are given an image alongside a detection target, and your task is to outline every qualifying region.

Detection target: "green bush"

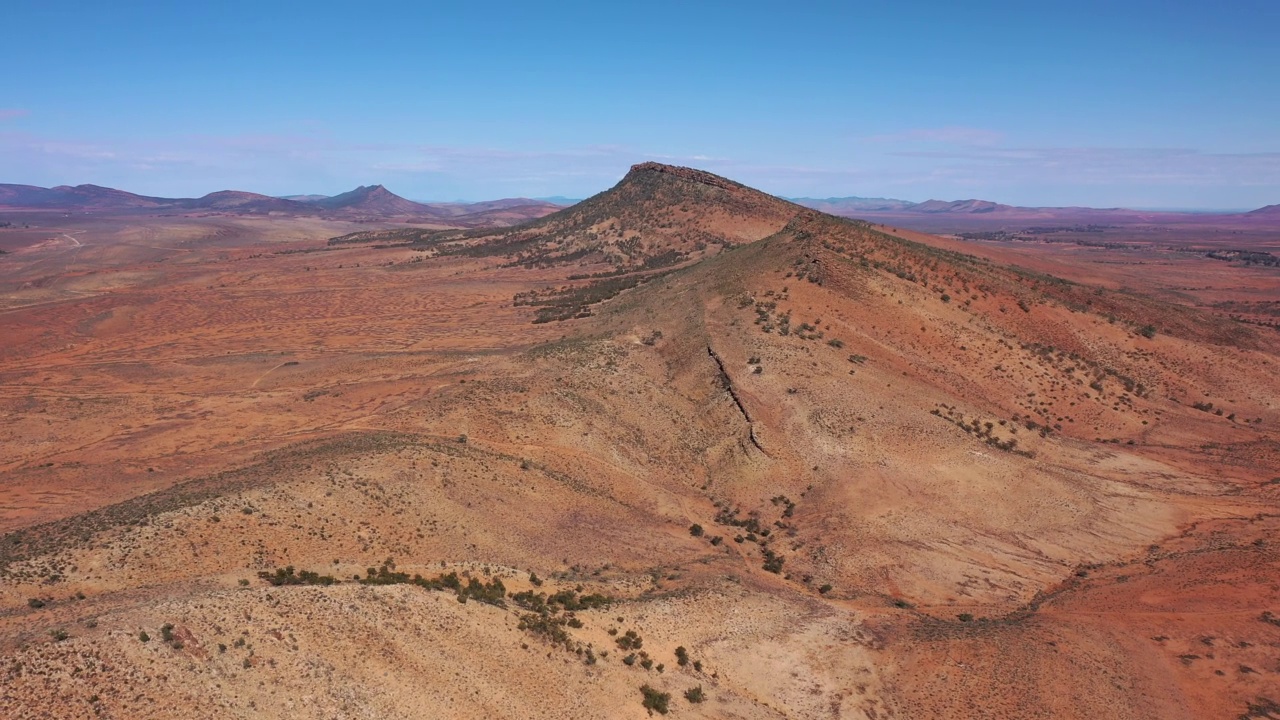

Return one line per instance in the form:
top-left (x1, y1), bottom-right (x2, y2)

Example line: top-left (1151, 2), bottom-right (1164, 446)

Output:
top-left (685, 685), bottom-right (705, 703)
top-left (640, 685), bottom-right (670, 714)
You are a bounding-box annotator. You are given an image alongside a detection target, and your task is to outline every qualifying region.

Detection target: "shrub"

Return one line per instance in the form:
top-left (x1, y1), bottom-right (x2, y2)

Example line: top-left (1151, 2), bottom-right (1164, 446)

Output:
top-left (1139, 324), bottom-right (1157, 339)
top-left (675, 646), bottom-right (689, 666)
top-left (640, 685), bottom-right (670, 714)
top-left (27, 598), bottom-right (45, 609)
top-left (688, 524), bottom-right (703, 537)
top-left (685, 685), bottom-right (706, 703)
top-left (259, 566), bottom-right (338, 586)
top-left (957, 613), bottom-right (974, 622)
top-left (761, 548), bottom-right (785, 574)
top-left (139, 631), bottom-right (150, 642)
top-left (616, 629), bottom-right (643, 650)
top-left (819, 584), bottom-right (833, 594)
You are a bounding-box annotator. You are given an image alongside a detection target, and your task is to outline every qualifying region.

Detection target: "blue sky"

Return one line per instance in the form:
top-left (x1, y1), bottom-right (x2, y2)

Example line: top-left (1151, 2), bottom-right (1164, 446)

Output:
top-left (1, 1), bottom-right (1277, 208)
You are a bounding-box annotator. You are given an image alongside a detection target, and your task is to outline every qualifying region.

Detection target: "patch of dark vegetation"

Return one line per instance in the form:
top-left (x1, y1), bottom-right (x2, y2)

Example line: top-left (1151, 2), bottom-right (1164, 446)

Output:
top-left (761, 547), bottom-right (785, 574)
top-left (640, 684), bottom-right (670, 714)
top-left (1239, 697), bottom-right (1280, 719)
top-left (1206, 249), bottom-right (1280, 267)
top-left (513, 586), bottom-right (611, 649)
top-left (515, 271), bottom-right (673, 323)
top-left (358, 560), bottom-right (507, 606)
top-left (615, 629), bottom-right (644, 650)
top-left (568, 250), bottom-right (688, 280)
top-left (257, 566), bottom-right (339, 586)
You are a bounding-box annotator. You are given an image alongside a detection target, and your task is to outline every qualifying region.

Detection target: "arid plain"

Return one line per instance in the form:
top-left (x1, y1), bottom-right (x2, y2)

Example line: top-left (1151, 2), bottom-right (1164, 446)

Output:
top-left (2, 164), bottom-right (1279, 719)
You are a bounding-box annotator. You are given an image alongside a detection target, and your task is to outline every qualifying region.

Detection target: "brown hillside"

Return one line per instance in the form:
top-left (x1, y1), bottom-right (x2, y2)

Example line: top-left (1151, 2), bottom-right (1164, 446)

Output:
top-left (331, 162), bottom-right (804, 271)
top-left (1, 165), bottom-right (1277, 720)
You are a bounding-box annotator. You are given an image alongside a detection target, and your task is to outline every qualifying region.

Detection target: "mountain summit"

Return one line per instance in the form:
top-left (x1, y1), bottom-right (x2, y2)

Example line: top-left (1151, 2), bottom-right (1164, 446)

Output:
top-left (311, 185), bottom-right (432, 215)
top-left (330, 162), bottom-right (806, 272)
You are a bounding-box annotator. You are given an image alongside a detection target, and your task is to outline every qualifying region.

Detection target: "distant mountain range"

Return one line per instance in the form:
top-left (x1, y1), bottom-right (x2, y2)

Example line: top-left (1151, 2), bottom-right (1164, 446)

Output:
top-left (788, 195), bottom-right (1280, 230)
top-left (789, 195), bottom-right (1242, 216)
top-left (0, 183), bottom-right (564, 228)
top-left (1, 181), bottom-right (1273, 230)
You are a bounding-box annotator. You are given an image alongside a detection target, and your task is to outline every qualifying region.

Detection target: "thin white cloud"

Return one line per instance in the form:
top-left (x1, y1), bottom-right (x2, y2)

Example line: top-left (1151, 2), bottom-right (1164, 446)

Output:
top-left (2, 126), bottom-right (1276, 206)
top-left (888, 146), bottom-right (1280, 186)
top-left (865, 126), bottom-right (1005, 146)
